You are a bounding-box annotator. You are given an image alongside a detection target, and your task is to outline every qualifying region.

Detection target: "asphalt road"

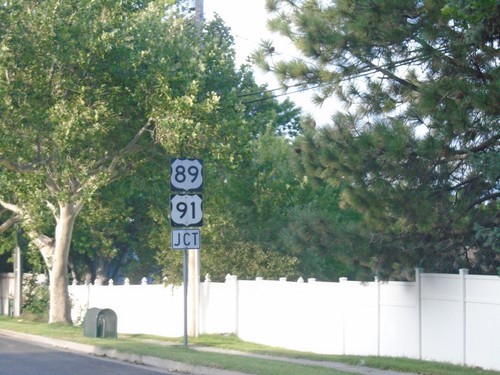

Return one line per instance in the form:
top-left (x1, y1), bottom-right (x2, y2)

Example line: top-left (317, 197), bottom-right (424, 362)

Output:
top-left (0, 335), bottom-right (173, 375)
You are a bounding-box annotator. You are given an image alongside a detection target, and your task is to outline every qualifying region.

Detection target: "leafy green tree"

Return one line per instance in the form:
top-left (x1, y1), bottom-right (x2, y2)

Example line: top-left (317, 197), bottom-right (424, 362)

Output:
top-left (60, 14), bottom-right (304, 285)
top-left (0, 0), bottom-right (241, 323)
top-left (69, 148), bottom-right (171, 285)
top-left (245, 123), bottom-right (361, 281)
top-left (197, 126), bottom-right (304, 282)
top-left (255, 0), bottom-right (499, 278)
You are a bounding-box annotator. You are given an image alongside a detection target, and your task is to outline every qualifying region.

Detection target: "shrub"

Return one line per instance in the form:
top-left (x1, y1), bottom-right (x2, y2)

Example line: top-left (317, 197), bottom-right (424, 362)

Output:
top-left (22, 274), bottom-right (49, 318)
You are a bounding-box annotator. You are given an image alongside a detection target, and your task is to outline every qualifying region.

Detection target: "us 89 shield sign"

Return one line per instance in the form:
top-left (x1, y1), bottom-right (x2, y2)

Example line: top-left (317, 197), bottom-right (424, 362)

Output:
top-left (170, 158), bottom-right (203, 192)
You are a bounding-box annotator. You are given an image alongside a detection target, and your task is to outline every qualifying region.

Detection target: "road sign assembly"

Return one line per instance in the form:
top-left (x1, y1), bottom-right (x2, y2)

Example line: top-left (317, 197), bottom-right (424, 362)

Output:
top-left (169, 158), bottom-right (204, 348)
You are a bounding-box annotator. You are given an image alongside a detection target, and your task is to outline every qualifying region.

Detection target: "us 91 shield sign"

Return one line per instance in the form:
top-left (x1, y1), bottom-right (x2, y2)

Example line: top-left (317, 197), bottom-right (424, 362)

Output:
top-left (170, 193), bottom-right (203, 227)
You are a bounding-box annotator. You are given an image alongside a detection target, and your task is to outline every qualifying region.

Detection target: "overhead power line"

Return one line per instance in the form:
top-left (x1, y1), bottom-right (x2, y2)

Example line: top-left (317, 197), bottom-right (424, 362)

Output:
top-left (243, 83), bottom-right (331, 105)
top-left (239, 46), bottom-right (443, 105)
top-left (237, 81), bottom-right (311, 98)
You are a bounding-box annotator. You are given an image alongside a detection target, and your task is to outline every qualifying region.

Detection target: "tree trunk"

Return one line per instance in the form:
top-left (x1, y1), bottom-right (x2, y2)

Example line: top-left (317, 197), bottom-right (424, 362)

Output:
top-left (48, 203), bottom-right (82, 324)
top-left (94, 256), bottom-right (108, 285)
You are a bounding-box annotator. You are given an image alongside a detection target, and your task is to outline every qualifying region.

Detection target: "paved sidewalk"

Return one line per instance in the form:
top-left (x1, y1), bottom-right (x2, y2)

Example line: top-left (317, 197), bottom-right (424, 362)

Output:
top-left (0, 329), bottom-right (420, 375)
top-left (192, 346), bottom-right (421, 375)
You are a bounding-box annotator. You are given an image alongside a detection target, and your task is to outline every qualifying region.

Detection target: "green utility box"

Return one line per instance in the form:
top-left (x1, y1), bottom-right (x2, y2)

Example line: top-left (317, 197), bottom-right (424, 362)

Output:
top-left (83, 308), bottom-right (117, 339)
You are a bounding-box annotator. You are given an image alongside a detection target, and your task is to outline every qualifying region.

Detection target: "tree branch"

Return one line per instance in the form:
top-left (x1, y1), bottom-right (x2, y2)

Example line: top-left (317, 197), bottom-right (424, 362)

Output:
top-left (414, 36), bottom-right (491, 81)
top-left (75, 119), bottom-right (155, 197)
top-left (32, 234), bottom-right (55, 269)
top-left (356, 55), bottom-right (419, 91)
top-left (450, 175), bottom-right (481, 192)
top-left (44, 168), bottom-right (61, 195)
top-left (468, 192), bottom-right (500, 210)
top-left (0, 156), bottom-right (39, 173)
top-left (115, 118), bottom-right (155, 159)
top-left (0, 199), bottom-right (23, 215)
top-left (92, 118), bottom-right (155, 177)
top-left (46, 200), bottom-right (59, 221)
top-left (0, 212), bottom-right (19, 234)
top-left (0, 198), bottom-right (56, 264)
top-left (466, 134), bottom-right (500, 154)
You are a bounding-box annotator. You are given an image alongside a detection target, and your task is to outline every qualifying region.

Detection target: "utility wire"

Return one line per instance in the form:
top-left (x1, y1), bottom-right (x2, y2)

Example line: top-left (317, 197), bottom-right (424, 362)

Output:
top-left (237, 81), bottom-right (311, 98)
top-left (243, 82), bottom-right (330, 105)
top-left (240, 48), bottom-right (440, 105)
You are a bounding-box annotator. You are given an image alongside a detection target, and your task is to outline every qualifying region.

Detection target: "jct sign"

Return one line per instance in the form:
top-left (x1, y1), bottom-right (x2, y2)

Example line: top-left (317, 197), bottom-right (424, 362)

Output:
top-left (172, 229), bottom-right (201, 250)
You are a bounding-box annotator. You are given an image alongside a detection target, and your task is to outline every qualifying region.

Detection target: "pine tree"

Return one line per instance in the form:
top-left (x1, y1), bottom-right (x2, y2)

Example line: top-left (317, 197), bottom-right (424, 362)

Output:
top-left (255, 0), bottom-right (499, 277)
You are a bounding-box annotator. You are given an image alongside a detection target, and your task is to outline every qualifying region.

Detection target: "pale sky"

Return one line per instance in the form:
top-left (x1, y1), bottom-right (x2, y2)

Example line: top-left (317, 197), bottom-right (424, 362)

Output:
top-left (203, 0), bottom-right (336, 126)
top-left (204, 0), bottom-right (271, 66)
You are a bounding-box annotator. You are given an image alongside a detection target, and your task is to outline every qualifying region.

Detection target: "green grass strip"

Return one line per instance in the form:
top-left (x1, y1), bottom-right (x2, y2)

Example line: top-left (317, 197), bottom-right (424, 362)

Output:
top-left (1, 317), bottom-right (498, 375)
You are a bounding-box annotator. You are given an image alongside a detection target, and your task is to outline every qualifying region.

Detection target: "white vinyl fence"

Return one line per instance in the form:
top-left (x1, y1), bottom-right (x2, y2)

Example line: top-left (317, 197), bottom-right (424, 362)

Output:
top-left (1, 269), bottom-right (499, 370)
top-left (0, 273), bottom-right (14, 316)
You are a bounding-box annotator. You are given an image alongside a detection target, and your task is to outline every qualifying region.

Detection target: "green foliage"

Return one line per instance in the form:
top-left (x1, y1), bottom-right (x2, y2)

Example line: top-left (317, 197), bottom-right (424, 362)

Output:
top-left (0, 228), bottom-right (15, 258)
top-left (157, 127), bottom-right (303, 283)
top-left (160, 243), bottom-right (299, 285)
top-left (22, 276), bottom-right (50, 317)
top-left (257, 0), bottom-right (500, 278)
top-left (441, 0), bottom-right (499, 44)
top-left (69, 152), bottom-right (170, 283)
top-left (0, 0), bottom-right (225, 218)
